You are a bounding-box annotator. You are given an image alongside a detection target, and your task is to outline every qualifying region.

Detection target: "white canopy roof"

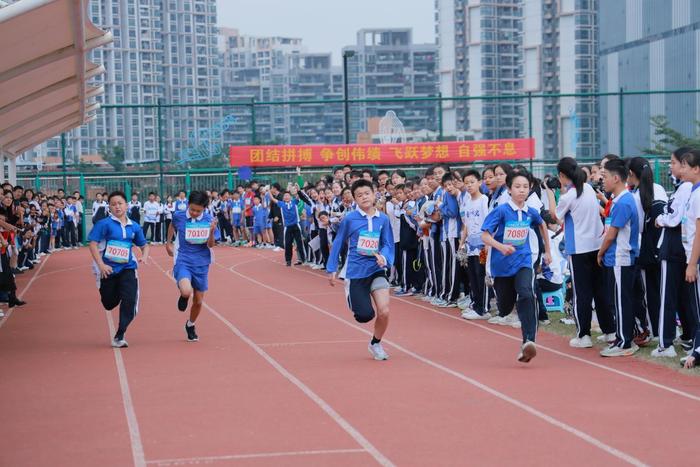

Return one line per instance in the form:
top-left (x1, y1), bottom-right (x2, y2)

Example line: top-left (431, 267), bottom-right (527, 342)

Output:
top-left (0, 0), bottom-right (112, 157)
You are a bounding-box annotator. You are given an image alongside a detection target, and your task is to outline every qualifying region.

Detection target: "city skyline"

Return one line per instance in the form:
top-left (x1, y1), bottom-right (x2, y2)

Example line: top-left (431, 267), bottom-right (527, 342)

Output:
top-left (216, 0), bottom-right (436, 66)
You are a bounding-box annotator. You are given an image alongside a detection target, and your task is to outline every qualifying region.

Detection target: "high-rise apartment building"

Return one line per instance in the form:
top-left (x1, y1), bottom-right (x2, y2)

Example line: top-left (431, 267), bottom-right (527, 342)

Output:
top-left (219, 29), bottom-right (305, 144)
top-left (20, 0), bottom-right (221, 166)
top-left (598, 0), bottom-right (700, 156)
top-left (436, 0), bottom-right (598, 159)
top-left (343, 29), bottom-right (439, 142)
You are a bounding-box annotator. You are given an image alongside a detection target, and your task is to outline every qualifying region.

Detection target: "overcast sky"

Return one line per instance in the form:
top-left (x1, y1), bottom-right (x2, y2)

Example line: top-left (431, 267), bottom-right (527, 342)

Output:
top-left (217, 0), bottom-right (436, 65)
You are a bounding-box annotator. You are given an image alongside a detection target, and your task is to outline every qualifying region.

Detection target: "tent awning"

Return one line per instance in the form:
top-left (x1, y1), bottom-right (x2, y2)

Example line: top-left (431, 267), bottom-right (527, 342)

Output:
top-left (0, 0), bottom-right (111, 157)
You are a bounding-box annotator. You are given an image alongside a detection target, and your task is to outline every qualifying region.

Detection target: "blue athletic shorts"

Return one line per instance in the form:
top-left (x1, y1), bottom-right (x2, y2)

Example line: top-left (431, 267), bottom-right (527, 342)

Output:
top-left (173, 262), bottom-right (210, 292)
top-left (253, 225), bottom-right (265, 235)
top-left (232, 215), bottom-right (241, 227)
top-left (344, 270), bottom-right (389, 323)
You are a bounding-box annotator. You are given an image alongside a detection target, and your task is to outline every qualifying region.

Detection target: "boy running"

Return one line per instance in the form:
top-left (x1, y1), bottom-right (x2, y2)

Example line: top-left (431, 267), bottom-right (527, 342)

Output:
top-left (88, 191), bottom-right (149, 348)
top-left (166, 191), bottom-right (219, 342)
top-left (327, 179), bottom-right (395, 360)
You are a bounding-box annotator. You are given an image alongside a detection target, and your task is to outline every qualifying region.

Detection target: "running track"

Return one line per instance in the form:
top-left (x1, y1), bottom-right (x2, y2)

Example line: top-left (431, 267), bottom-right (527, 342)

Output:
top-left (1, 246), bottom-right (698, 467)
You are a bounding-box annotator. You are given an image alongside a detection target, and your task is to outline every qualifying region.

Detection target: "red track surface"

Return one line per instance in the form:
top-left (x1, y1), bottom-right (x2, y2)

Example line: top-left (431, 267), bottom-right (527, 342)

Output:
top-left (1, 246), bottom-right (699, 466)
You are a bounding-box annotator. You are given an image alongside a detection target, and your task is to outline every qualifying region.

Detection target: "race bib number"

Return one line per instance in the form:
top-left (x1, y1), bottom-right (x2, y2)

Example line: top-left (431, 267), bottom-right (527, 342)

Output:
top-left (185, 222), bottom-right (211, 244)
top-left (503, 220), bottom-right (529, 246)
top-left (357, 230), bottom-right (380, 256)
top-left (231, 206), bottom-right (242, 214)
top-left (104, 240), bottom-right (131, 264)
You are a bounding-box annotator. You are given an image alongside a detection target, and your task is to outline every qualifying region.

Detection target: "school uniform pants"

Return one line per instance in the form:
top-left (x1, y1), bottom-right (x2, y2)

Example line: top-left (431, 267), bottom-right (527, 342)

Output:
top-left (217, 214), bottom-right (233, 241)
top-left (319, 229), bottom-right (330, 267)
top-left (431, 232), bottom-right (443, 297)
top-left (659, 260), bottom-right (698, 348)
top-left (631, 265), bottom-right (650, 335)
top-left (64, 222), bottom-right (77, 247)
top-left (605, 265), bottom-right (636, 349)
top-left (440, 238), bottom-right (461, 302)
top-left (393, 242), bottom-right (402, 286)
top-left (682, 264), bottom-right (700, 345)
top-left (99, 268), bottom-right (139, 340)
top-left (569, 251), bottom-right (616, 338)
top-left (639, 263), bottom-right (661, 337)
top-left (493, 268), bottom-right (537, 343)
top-left (155, 220), bottom-right (163, 243)
top-left (401, 246), bottom-right (420, 291)
top-left (422, 238), bottom-right (437, 297)
top-left (273, 221), bottom-right (284, 248)
top-left (77, 217), bottom-right (84, 243)
top-left (467, 255), bottom-right (486, 315)
top-left (143, 222), bottom-right (157, 242)
top-left (163, 219), bottom-right (172, 241)
top-left (284, 224), bottom-right (305, 264)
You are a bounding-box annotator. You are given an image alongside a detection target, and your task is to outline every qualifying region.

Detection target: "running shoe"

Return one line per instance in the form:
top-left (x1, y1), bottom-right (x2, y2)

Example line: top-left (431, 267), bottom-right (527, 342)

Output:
top-left (461, 309), bottom-right (489, 320)
top-left (185, 322), bottom-right (199, 342)
top-left (111, 338), bottom-right (128, 348)
top-left (177, 295), bottom-right (189, 312)
top-left (633, 330), bottom-right (652, 347)
top-left (677, 339), bottom-right (693, 352)
top-left (650, 346), bottom-right (677, 358)
top-left (569, 335), bottom-right (593, 348)
top-left (438, 301), bottom-right (458, 308)
top-left (488, 315), bottom-right (504, 325)
top-left (294, 261), bottom-right (304, 266)
top-left (600, 343), bottom-right (639, 357)
top-left (368, 342), bottom-right (389, 361)
top-left (596, 333), bottom-right (617, 343)
top-left (501, 313), bottom-right (520, 327)
top-left (517, 341), bottom-right (537, 363)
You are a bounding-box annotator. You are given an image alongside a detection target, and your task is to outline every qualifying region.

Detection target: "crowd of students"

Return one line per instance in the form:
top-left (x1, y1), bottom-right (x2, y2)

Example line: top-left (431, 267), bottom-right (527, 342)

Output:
top-left (0, 183), bottom-right (90, 317)
top-left (6, 150), bottom-right (700, 367)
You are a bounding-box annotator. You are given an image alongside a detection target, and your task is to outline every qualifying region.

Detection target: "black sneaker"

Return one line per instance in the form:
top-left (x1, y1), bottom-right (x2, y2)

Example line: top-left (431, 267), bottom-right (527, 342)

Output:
top-left (177, 295), bottom-right (189, 312)
top-left (286, 262), bottom-right (292, 267)
top-left (294, 261), bottom-right (303, 266)
top-left (9, 299), bottom-right (26, 308)
top-left (185, 322), bottom-right (199, 342)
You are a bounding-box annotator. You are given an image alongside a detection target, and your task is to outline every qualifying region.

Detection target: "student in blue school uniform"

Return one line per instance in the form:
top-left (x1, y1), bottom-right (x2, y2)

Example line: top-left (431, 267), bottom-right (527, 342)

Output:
top-left (166, 191), bottom-right (219, 342)
top-left (327, 179), bottom-right (395, 361)
top-left (268, 184), bottom-right (307, 266)
top-left (175, 191), bottom-right (188, 212)
top-left (596, 158), bottom-right (640, 357)
top-left (252, 196), bottom-right (268, 247)
top-left (88, 191), bottom-right (149, 348)
top-left (481, 170), bottom-right (552, 363)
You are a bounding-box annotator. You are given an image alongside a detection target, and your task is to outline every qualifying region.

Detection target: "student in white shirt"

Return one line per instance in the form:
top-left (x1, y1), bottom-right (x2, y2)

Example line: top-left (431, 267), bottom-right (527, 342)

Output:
top-left (142, 192), bottom-right (161, 243)
top-left (545, 157), bottom-right (616, 349)
top-left (458, 170), bottom-right (489, 319)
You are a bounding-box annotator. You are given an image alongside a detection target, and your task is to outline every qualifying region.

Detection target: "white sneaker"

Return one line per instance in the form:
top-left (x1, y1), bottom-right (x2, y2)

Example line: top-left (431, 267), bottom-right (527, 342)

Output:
top-left (596, 333), bottom-right (617, 343)
top-left (518, 341), bottom-right (537, 363)
top-left (312, 264), bottom-right (325, 270)
top-left (600, 343), bottom-right (639, 357)
top-left (368, 342), bottom-right (389, 360)
top-left (273, 247), bottom-right (282, 252)
top-left (111, 338), bottom-right (128, 348)
top-left (501, 313), bottom-right (520, 327)
top-left (438, 301), bottom-right (457, 308)
top-left (461, 309), bottom-right (490, 320)
top-left (650, 346), bottom-right (677, 358)
top-left (421, 295), bottom-right (434, 302)
top-left (0, 310), bottom-right (5, 318)
top-left (569, 335), bottom-right (593, 348)
top-left (487, 315), bottom-right (504, 325)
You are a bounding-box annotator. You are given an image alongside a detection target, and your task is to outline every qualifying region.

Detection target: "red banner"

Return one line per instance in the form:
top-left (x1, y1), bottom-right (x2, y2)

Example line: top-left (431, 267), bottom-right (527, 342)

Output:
top-left (229, 138), bottom-right (534, 167)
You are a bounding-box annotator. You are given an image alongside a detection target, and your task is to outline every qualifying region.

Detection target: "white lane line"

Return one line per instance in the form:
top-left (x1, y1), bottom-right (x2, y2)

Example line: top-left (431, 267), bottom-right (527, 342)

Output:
top-left (0, 254), bottom-right (50, 331)
top-left (35, 264), bottom-right (90, 279)
top-left (219, 257), bottom-right (648, 467)
top-left (105, 313), bottom-right (147, 467)
top-left (259, 339), bottom-right (367, 348)
top-left (149, 257), bottom-right (394, 467)
top-left (146, 448), bottom-right (366, 466)
top-left (261, 255), bottom-right (700, 403)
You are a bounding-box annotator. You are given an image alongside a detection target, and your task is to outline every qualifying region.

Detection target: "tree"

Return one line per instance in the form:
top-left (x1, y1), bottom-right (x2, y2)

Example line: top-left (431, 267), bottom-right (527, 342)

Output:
top-left (98, 144), bottom-right (126, 172)
top-left (641, 116), bottom-right (700, 155)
